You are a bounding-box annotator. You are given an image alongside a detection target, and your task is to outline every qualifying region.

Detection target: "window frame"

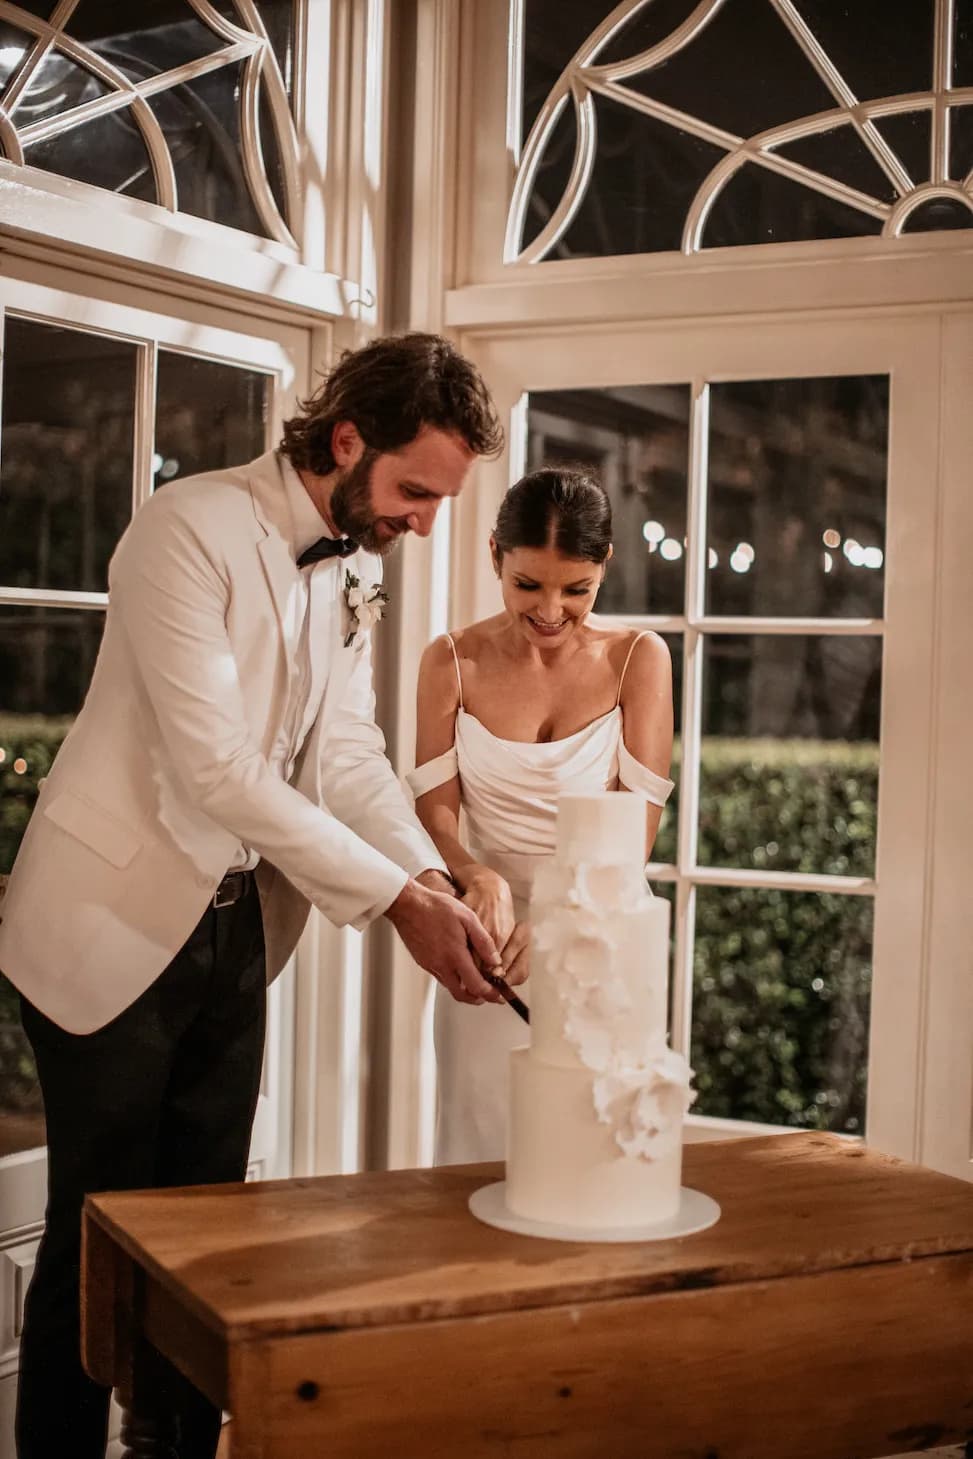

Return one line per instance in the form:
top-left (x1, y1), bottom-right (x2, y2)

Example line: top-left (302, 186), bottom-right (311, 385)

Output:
top-left (446, 312), bottom-right (944, 1161)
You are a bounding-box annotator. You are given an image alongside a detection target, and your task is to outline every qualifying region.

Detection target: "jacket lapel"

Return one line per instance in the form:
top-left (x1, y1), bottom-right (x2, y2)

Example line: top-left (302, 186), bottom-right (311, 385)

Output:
top-left (248, 450), bottom-right (302, 659)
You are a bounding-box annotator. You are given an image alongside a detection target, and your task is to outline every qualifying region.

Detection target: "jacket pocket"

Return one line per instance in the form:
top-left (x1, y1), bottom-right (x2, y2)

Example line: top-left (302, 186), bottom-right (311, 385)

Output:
top-left (42, 789), bottom-right (143, 870)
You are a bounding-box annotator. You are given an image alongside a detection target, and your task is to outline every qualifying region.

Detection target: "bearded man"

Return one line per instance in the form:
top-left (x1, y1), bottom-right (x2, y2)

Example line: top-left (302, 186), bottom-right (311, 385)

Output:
top-left (0, 332), bottom-right (504, 1459)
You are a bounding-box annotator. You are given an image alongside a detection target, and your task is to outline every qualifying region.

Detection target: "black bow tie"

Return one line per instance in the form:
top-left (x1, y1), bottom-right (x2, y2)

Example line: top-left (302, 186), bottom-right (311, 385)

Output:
top-left (296, 536), bottom-right (358, 570)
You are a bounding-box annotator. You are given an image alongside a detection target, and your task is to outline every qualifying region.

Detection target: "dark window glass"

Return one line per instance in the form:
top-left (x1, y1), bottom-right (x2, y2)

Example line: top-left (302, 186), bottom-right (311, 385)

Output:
top-left (519, 2), bottom-right (961, 258)
top-left (774, 126), bottom-right (899, 206)
top-left (154, 352), bottom-right (270, 485)
top-left (956, 0), bottom-right (973, 86)
top-left (902, 195), bottom-right (973, 231)
top-left (0, 605), bottom-right (105, 1157)
top-left (527, 385), bottom-right (691, 616)
top-left (145, 60), bottom-right (270, 236)
top-left (872, 111), bottom-right (932, 189)
top-left (691, 886), bottom-right (872, 1134)
top-left (558, 97), bottom-right (727, 259)
top-left (6, 2), bottom-right (296, 236)
top-left (619, 0), bottom-right (835, 138)
top-left (700, 635), bottom-right (881, 877)
top-left (705, 376), bottom-right (888, 620)
top-left (0, 317), bottom-right (137, 593)
top-left (950, 104), bottom-right (973, 182)
top-left (789, 0), bottom-right (933, 101)
top-left (703, 162), bottom-right (884, 248)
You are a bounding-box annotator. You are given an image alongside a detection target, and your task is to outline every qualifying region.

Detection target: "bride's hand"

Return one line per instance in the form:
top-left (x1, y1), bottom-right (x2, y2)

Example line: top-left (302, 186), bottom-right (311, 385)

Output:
top-left (461, 868), bottom-right (516, 957)
top-left (499, 922), bottom-right (530, 987)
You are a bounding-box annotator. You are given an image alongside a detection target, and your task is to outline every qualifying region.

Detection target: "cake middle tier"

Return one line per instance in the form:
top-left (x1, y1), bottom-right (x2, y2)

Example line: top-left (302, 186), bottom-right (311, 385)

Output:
top-left (506, 1049), bottom-right (683, 1229)
top-left (529, 889), bottom-right (671, 1069)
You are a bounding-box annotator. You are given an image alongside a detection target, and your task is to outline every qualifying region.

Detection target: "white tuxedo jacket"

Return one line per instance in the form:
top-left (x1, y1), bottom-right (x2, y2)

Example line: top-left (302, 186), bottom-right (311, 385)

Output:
top-left (0, 450), bottom-right (444, 1033)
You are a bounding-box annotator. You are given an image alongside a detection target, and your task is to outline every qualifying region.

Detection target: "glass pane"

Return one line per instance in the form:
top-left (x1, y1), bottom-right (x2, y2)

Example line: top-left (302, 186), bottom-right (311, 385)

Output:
top-left (950, 105), bottom-right (973, 183)
top-left (25, 102), bottom-right (156, 204)
top-left (703, 163), bottom-right (884, 249)
top-left (518, 1), bottom-right (956, 258)
top-left (521, 0), bottom-right (611, 145)
top-left (0, 22), bottom-right (33, 87)
top-left (873, 111), bottom-right (931, 189)
top-left (154, 352), bottom-right (270, 484)
top-left (67, 3), bottom-right (231, 74)
top-left (705, 376), bottom-right (889, 620)
top-left (774, 126), bottom-right (898, 205)
top-left (956, 0), bottom-right (973, 87)
top-left (700, 635), bottom-right (881, 877)
top-left (620, 0), bottom-right (835, 139)
top-left (526, 385), bottom-right (691, 616)
top-left (691, 885), bottom-right (872, 1134)
top-left (0, 604), bottom-right (103, 1157)
top-left (901, 195), bottom-right (973, 232)
top-left (0, 317), bottom-right (138, 592)
top-left (6, 3), bottom-right (296, 236)
top-left (558, 96), bottom-right (727, 259)
top-left (207, 0), bottom-right (297, 102)
top-left (146, 60), bottom-right (268, 236)
top-left (789, 0), bottom-right (933, 102)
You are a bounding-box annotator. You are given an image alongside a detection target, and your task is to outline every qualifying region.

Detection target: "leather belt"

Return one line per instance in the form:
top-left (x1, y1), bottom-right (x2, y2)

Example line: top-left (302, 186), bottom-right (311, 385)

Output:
top-left (213, 869), bottom-right (254, 909)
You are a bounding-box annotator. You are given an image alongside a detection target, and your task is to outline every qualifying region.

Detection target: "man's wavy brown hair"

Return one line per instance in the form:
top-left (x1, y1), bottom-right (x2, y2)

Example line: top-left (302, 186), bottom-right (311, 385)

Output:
top-left (280, 332), bottom-right (503, 475)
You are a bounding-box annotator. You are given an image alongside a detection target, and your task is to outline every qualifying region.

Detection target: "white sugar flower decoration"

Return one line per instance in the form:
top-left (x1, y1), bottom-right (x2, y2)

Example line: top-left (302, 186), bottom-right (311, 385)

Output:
top-left (343, 571), bottom-right (389, 647)
top-left (593, 1039), bottom-right (697, 1159)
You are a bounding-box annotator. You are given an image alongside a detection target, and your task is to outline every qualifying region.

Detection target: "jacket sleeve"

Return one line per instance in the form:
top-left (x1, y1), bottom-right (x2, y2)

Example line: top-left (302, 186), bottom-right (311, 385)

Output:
top-left (109, 497), bottom-right (409, 930)
top-left (319, 626), bottom-right (449, 880)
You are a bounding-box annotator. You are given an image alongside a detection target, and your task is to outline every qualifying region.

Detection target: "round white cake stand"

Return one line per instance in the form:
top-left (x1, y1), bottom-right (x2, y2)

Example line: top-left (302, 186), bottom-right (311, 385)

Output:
top-left (468, 1181), bottom-right (720, 1243)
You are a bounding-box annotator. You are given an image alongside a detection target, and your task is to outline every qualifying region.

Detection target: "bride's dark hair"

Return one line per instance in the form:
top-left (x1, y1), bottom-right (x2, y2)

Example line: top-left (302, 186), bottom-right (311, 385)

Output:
top-left (493, 467), bottom-right (612, 563)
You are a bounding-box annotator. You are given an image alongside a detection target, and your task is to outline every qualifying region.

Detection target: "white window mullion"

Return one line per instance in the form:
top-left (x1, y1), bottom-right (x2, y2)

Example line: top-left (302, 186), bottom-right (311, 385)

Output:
top-left (134, 339), bottom-right (157, 513)
top-left (0, 589), bottom-right (107, 611)
top-left (671, 378), bottom-right (710, 1059)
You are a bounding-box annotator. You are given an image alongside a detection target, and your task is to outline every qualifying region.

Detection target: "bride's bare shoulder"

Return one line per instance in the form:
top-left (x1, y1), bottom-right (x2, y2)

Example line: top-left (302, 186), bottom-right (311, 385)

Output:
top-left (446, 614), bottom-right (507, 660)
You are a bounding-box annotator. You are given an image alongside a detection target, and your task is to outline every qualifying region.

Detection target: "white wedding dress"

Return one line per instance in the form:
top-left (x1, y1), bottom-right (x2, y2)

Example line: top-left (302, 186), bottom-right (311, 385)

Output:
top-left (406, 632), bottom-right (674, 1164)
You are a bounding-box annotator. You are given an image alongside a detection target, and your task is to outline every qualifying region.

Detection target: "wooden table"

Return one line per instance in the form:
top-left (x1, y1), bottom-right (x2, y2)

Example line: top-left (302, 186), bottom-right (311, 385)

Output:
top-left (82, 1132), bottom-right (973, 1459)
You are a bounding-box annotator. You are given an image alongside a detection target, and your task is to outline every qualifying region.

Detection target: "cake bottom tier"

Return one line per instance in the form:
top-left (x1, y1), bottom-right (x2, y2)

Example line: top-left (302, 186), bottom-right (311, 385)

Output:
top-left (506, 1048), bottom-right (683, 1230)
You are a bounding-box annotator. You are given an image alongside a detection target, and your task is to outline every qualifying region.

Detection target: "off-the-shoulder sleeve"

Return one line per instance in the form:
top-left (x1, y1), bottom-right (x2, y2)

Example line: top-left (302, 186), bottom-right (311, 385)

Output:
top-left (405, 746), bottom-right (459, 801)
top-left (618, 739), bottom-right (674, 807)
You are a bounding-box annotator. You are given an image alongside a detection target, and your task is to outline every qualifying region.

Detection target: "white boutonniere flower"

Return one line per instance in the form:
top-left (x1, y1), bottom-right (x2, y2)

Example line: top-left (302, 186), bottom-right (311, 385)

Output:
top-left (343, 570), bottom-right (389, 648)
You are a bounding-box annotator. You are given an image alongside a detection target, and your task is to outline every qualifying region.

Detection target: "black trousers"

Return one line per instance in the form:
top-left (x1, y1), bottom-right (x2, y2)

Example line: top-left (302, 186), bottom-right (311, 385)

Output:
top-left (16, 879), bottom-right (267, 1459)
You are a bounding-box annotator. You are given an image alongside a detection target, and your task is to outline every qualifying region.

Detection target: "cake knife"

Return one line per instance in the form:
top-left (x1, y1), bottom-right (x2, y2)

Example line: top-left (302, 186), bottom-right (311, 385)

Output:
top-left (483, 970), bottom-right (530, 1024)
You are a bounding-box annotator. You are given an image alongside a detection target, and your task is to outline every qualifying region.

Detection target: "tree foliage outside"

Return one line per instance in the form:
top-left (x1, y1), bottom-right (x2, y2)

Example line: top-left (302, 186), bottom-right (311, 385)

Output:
top-left (0, 719), bottom-right (877, 1138)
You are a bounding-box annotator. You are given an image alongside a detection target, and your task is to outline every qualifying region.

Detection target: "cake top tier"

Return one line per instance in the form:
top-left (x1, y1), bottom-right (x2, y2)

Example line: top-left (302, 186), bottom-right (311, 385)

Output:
top-left (555, 792), bottom-right (645, 865)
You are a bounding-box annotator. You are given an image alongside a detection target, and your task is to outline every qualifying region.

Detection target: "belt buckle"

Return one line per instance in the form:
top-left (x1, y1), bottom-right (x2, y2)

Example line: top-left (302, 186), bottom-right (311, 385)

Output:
top-left (213, 873), bottom-right (240, 910)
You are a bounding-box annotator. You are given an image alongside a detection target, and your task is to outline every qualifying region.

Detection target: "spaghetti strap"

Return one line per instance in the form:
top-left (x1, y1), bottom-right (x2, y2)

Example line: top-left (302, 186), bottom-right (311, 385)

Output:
top-left (615, 631), bottom-right (650, 707)
top-left (444, 633), bottom-right (464, 709)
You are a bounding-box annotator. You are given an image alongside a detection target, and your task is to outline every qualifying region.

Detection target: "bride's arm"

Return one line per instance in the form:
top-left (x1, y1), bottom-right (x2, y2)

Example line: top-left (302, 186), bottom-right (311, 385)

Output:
top-left (617, 633), bottom-right (675, 858)
top-left (412, 638), bottom-right (516, 947)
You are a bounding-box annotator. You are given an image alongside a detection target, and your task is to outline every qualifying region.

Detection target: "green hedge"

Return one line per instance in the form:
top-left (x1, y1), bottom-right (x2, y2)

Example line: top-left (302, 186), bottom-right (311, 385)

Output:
top-left (0, 719), bottom-right (877, 1135)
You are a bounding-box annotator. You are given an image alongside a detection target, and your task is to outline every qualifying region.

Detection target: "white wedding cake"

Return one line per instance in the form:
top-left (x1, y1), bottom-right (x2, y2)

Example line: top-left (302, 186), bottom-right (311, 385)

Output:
top-left (505, 792), bottom-right (695, 1231)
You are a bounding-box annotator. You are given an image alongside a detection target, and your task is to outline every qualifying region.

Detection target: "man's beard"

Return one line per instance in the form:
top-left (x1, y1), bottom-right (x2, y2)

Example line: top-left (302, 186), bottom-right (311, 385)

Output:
top-left (329, 448), bottom-right (404, 557)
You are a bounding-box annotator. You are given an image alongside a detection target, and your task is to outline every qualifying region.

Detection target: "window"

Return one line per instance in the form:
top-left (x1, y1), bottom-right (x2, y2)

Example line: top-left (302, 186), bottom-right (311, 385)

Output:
top-left (520, 351), bottom-right (904, 1139)
top-left (511, 0), bottom-right (973, 262)
top-left (0, 0), bottom-right (299, 243)
top-left (0, 297), bottom-right (283, 1160)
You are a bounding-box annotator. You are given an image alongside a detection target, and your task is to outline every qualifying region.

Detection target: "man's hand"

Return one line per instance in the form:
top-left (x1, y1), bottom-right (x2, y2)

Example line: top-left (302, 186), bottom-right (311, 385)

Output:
top-left (385, 879), bottom-right (503, 1004)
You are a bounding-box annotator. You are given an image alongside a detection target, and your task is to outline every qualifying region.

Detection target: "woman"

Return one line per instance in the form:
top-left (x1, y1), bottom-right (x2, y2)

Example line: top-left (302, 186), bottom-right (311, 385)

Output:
top-left (408, 467), bottom-right (675, 1162)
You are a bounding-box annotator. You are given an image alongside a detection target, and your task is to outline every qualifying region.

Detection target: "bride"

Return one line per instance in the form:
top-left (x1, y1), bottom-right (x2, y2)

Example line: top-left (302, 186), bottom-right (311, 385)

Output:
top-left (407, 466), bottom-right (675, 1163)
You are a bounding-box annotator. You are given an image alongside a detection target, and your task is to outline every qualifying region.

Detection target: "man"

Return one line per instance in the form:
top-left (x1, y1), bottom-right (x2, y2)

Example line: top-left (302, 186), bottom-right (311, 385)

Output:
top-left (0, 332), bottom-right (505, 1459)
